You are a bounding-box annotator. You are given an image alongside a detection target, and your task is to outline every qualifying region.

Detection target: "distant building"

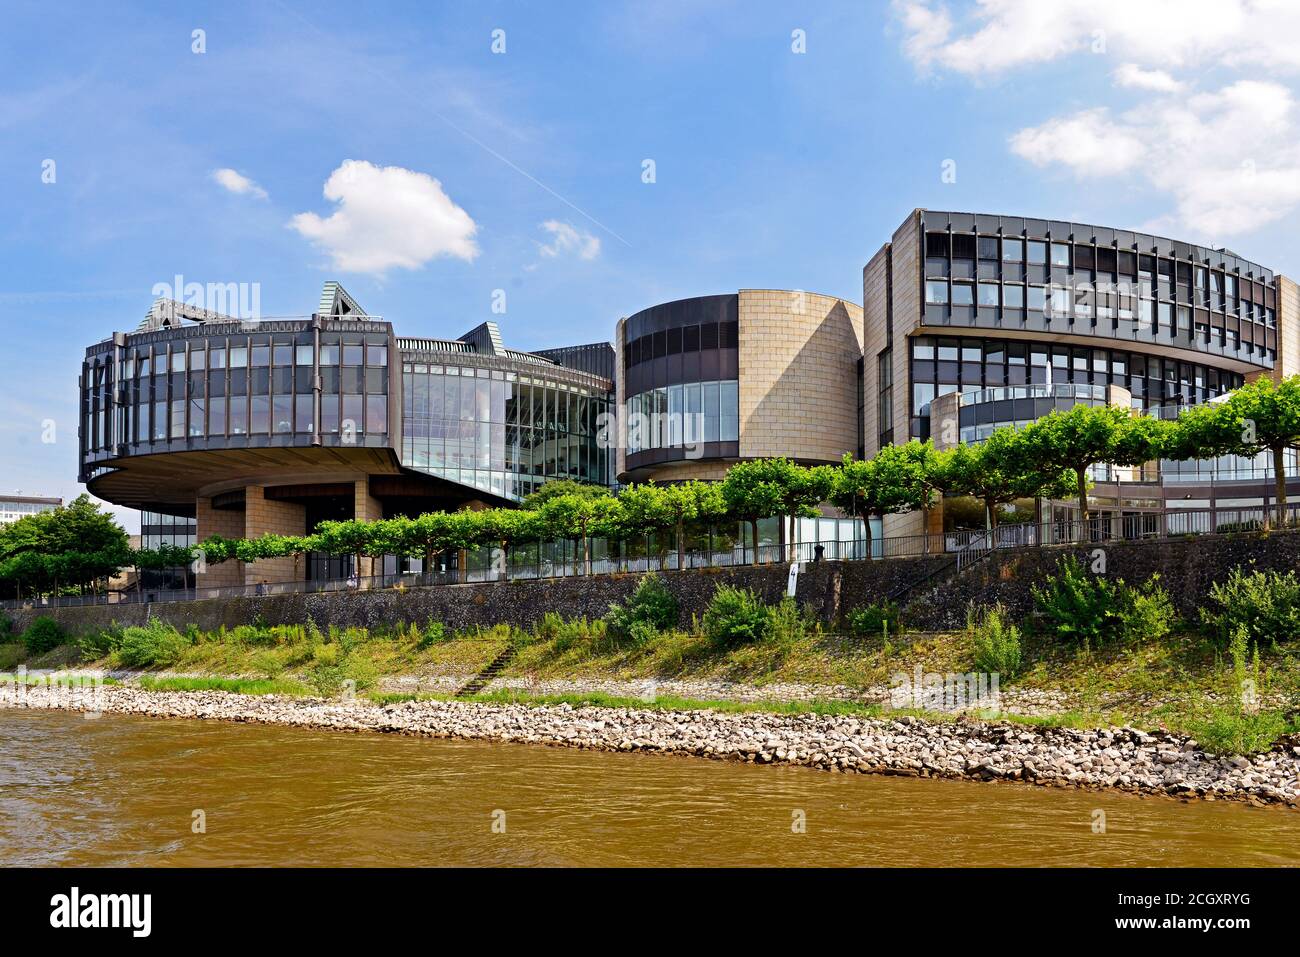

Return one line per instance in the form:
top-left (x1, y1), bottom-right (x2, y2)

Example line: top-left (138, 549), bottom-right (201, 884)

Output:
top-left (0, 494), bottom-right (62, 526)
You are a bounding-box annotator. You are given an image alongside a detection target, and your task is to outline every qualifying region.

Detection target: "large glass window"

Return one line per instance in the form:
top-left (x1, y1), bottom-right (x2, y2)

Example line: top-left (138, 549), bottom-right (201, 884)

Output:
top-left (908, 335), bottom-right (1243, 438)
top-left (624, 379), bottom-right (738, 454)
top-left (400, 363), bottom-right (610, 500)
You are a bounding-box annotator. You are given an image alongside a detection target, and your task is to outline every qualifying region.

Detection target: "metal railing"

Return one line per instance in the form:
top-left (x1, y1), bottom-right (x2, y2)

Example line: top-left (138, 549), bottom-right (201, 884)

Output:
top-left (6, 502), bottom-right (1300, 611)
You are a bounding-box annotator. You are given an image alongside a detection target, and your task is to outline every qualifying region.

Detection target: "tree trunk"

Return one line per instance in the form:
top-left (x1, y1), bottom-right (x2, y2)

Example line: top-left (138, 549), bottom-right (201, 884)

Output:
top-left (1274, 444), bottom-right (1287, 528)
top-left (986, 498), bottom-right (999, 531)
top-left (750, 519), bottom-right (760, 565)
top-left (676, 518), bottom-right (686, 572)
top-left (863, 514), bottom-right (873, 560)
top-left (1075, 468), bottom-right (1089, 538)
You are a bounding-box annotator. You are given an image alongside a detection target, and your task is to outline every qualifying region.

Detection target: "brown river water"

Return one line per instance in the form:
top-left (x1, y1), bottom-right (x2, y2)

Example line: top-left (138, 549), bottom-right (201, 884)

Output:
top-left (2, 710), bottom-right (1299, 867)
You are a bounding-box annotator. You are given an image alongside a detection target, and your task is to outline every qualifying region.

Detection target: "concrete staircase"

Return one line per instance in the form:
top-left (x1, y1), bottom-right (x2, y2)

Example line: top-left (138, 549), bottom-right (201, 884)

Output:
top-left (454, 645), bottom-right (518, 698)
top-left (887, 531), bottom-right (997, 611)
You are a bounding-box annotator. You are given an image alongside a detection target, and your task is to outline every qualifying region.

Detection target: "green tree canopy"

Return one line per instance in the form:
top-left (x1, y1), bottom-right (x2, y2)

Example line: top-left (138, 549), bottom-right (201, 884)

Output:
top-left (830, 442), bottom-right (935, 546)
top-left (1172, 376), bottom-right (1300, 526)
top-left (521, 479), bottom-right (611, 510)
top-left (1014, 404), bottom-right (1168, 523)
top-left (937, 428), bottom-right (1075, 530)
top-left (719, 459), bottom-right (797, 563)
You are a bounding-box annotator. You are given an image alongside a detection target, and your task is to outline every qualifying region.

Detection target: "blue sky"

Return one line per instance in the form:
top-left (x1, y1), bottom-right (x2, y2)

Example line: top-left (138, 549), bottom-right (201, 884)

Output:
top-left (3, 0), bottom-right (1299, 528)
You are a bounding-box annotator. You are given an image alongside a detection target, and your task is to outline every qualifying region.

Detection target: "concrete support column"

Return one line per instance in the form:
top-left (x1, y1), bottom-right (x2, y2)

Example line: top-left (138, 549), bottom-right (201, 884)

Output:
top-left (926, 390), bottom-right (963, 552)
top-left (195, 495), bottom-right (245, 587)
top-left (244, 486), bottom-right (306, 586)
top-left (353, 478), bottom-right (383, 580)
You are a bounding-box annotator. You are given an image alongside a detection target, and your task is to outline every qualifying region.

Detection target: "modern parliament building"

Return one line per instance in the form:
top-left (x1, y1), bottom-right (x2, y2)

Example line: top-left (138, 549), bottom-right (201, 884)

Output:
top-left (78, 210), bottom-right (1300, 585)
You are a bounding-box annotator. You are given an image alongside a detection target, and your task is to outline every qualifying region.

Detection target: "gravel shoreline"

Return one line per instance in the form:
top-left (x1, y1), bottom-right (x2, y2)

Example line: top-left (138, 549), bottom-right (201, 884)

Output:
top-left (3, 682), bottom-right (1298, 808)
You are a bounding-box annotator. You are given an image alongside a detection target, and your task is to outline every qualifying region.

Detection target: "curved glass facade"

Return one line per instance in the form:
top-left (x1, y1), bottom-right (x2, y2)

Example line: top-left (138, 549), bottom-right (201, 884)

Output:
top-left (620, 295), bottom-right (743, 474)
top-left (909, 335), bottom-right (1243, 439)
top-left (625, 379), bottom-right (738, 453)
top-left (79, 317), bottom-right (393, 474)
top-left (954, 383), bottom-right (1109, 443)
top-left (919, 211), bottom-right (1277, 371)
top-left (400, 356), bottom-right (612, 502)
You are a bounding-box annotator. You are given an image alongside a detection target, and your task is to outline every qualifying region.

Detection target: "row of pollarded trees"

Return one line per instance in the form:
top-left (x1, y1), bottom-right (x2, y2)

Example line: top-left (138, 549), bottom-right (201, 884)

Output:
top-left (191, 375), bottom-right (1300, 575)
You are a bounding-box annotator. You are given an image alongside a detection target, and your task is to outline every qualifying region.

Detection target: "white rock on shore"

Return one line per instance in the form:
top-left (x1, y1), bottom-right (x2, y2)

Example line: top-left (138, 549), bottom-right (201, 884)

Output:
top-left (2, 682), bottom-right (1297, 808)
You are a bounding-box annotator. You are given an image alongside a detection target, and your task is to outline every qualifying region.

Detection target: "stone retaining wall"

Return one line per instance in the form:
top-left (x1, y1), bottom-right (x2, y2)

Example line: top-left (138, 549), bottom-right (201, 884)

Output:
top-left (8, 528), bottom-right (1296, 637)
top-left (903, 529), bottom-right (1300, 631)
top-left (3, 555), bottom-right (948, 636)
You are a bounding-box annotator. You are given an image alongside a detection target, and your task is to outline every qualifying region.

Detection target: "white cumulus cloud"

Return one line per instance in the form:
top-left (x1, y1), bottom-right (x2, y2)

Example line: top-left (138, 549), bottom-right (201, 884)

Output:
top-left (1011, 81), bottom-right (1300, 237)
top-left (1009, 108), bottom-right (1146, 177)
top-left (893, 0), bottom-right (1300, 76)
top-left (893, 1), bottom-right (1300, 238)
top-left (536, 220), bottom-right (601, 261)
top-left (290, 160), bottom-right (478, 275)
top-left (1112, 63), bottom-right (1184, 93)
top-left (212, 168), bottom-right (267, 199)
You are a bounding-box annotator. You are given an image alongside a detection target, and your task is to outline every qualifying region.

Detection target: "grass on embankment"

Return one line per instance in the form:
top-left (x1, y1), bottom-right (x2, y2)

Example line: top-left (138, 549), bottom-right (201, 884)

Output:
top-left (136, 675), bottom-right (312, 696)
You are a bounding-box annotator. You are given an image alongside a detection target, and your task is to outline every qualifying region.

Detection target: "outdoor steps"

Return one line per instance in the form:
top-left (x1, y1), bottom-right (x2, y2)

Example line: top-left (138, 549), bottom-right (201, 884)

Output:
top-left (454, 645), bottom-right (518, 698)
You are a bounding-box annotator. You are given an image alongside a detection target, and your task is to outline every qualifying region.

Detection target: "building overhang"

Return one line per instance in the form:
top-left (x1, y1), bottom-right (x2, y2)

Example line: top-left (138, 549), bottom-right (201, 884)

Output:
top-left (86, 445), bottom-right (406, 514)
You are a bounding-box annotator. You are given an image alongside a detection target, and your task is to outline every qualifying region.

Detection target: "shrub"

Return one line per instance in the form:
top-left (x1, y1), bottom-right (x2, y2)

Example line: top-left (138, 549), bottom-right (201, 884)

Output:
top-left (311, 643), bottom-right (340, 667)
top-left (967, 602), bottom-right (1023, 677)
top-left (0, 643), bottom-right (25, 671)
top-left (845, 602), bottom-right (900, 638)
top-left (1201, 565), bottom-right (1300, 648)
top-left (766, 597), bottom-right (811, 645)
top-left (309, 653), bottom-right (377, 697)
top-left (1032, 556), bottom-right (1174, 646)
top-left (1123, 575), bottom-right (1175, 644)
top-left (250, 650), bottom-right (285, 678)
top-left (605, 574), bottom-right (678, 644)
top-left (545, 616), bottom-right (604, 653)
top-left (78, 622), bottom-right (125, 661)
top-left (20, 617), bottom-right (64, 656)
top-left (305, 617), bottom-right (325, 645)
top-left (1031, 557), bottom-right (1121, 645)
top-left (310, 663), bottom-right (345, 696)
top-left (115, 619), bottom-right (191, 668)
top-left (534, 611), bottom-right (566, 641)
top-left (1183, 703), bottom-right (1288, 757)
top-left (417, 619), bottom-right (448, 649)
top-left (625, 619), bottom-right (660, 647)
top-left (702, 585), bottom-right (768, 646)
